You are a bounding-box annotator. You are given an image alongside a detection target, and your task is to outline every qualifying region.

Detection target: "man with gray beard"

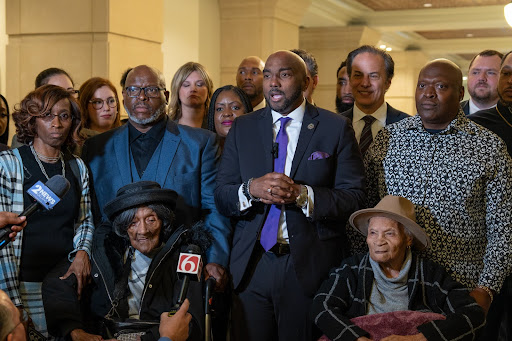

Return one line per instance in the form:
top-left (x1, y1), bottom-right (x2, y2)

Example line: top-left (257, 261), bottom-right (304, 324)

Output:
top-left (82, 65), bottom-right (231, 290)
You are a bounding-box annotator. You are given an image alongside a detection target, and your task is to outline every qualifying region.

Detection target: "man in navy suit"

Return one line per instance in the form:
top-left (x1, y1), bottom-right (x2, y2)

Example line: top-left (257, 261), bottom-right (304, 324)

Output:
top-left (215, 51), bottom-right (366, 340)
top-left (341, 45), bottom-right (408, 156)
top-left (82, 65), bottom-right (230, 289)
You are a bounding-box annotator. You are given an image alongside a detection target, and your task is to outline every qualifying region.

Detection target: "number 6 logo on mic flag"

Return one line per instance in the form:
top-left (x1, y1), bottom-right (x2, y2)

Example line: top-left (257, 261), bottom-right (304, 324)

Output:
top-left (177, 253), bottom-right (203, 280)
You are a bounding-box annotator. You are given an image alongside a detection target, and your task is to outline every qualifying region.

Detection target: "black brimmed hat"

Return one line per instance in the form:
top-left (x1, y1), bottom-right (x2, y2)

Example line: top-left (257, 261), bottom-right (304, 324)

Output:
top-left (104, 181), bottom-right (178, 221)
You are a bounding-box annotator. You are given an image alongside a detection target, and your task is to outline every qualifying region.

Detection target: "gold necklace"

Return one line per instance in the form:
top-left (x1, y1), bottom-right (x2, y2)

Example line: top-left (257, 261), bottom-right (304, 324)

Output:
top-left (496, 105), bottom-right (512, 128)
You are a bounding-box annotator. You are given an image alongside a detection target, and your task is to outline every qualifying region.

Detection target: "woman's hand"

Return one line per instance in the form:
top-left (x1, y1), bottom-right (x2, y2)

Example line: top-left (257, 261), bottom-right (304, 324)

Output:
top-left (70, 328), bottom-right (103, 341)
top-left (60, 250), bottom-right (91, 297)
top-left (381, 333), bottom-right (427, 341)
top-left (204, 263), bottom-right (228, 292)
top-left (356, 337), bottom-right (372, 341)
top-left (470, 287), bottom-right (492, 314)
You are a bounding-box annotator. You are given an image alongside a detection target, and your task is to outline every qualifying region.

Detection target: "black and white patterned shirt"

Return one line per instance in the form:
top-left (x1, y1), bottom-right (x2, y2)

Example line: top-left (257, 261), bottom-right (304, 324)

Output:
top-left (365, 111), bottom-right (512, 292)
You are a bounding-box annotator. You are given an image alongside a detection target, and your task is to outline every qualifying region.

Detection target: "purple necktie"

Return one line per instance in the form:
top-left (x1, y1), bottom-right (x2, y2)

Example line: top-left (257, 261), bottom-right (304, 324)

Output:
top-left (260, 117), bottom-right (291, 251)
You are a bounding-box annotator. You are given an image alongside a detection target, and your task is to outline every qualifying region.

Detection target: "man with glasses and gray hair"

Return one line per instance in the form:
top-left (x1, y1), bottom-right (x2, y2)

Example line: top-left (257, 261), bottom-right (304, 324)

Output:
top-left (82, 65), bottom-right (231, 291)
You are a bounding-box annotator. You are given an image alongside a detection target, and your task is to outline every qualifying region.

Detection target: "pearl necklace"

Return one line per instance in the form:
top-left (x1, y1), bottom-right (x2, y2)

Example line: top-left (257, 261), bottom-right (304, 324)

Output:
top-left (30, 144), bottom-right (65, 180)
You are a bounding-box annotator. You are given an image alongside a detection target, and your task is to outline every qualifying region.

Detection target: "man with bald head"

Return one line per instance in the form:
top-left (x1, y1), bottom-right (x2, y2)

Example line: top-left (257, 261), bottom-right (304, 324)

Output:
top-left (82, 65), bottom-right (231, 289)
top-left (0, 289), bottom-right (26, 341)
top-left (216, 50), bottom-right (365, 340)
top-left (236, 56), bottom-right (266, 110)
top-left (364, 59), bottom-right (512, 316)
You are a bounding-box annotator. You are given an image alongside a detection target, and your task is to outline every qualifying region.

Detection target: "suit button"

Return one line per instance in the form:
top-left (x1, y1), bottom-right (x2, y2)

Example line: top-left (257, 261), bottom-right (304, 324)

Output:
top-left (93, 273), bottom-right (98, 278)
top-left (149, 284), bottom-right (153, 289)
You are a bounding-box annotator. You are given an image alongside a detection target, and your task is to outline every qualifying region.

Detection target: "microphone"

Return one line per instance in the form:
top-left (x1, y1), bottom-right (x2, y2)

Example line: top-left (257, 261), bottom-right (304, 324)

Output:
top-left (168, 244), bottom-right (203, 316)
top-left (0, 175), bottom-right (70, 250)
top-left (204, 276), bottom-right (216, 341)
top-left (272, 142), bottom-right (279, 159)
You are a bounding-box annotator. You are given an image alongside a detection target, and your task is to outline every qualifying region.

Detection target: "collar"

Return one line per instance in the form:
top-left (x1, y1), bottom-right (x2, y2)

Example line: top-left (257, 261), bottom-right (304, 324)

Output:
top-left (271, 99), bottom-right (306, 124)
top-left (402, 109), bottom-right (477, 135)
top-left (128, 115), bottom-right (167, 143)
top-left (469, 98), bottom-right (496, 114)
top-left (353, 101), bottom-right (387, 125)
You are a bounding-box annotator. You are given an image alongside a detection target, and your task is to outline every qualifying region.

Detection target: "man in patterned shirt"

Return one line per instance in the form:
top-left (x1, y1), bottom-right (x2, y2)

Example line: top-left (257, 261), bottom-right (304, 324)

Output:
top-left (364, 58), bottom-right (512, 315)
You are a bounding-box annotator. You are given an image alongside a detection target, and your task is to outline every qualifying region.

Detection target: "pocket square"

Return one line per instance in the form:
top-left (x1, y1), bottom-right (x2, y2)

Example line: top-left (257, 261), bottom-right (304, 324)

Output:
top-left (308, 151), bottom-right (330, 160)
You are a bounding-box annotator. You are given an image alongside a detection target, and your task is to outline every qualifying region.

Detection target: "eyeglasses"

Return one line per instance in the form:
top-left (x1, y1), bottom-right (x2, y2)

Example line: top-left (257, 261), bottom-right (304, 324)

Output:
top-left (38, 112), bottom-right (72, 123)
top-left (89, 97), bottom-right (117, 110)
top-left (125, 86), bottom-right (166, 98)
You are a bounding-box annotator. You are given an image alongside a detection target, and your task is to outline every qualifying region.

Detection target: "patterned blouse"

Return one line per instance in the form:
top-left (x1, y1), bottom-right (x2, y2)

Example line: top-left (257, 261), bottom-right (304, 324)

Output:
top-left (0, 149), bottom-right (94, 306)
top-left (364, 111), bottom-right (512, 293)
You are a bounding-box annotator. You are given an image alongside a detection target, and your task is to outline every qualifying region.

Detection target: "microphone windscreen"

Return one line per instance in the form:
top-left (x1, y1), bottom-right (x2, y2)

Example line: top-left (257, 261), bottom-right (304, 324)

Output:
top-left (186, 244), bottom-right (202, 254)
top-left (45, 175), bottom-right (71, 198)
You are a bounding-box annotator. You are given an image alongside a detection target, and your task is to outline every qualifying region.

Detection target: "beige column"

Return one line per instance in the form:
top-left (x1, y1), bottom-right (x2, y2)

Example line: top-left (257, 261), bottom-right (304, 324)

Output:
top-left (218, 0), bottom-right (312, 86)
top-left (5, 0), bottom-right (164, 136)
top-left (299, 26), bottom-right (381, 112)
top-left (387, 51), bottom-right (429, 115)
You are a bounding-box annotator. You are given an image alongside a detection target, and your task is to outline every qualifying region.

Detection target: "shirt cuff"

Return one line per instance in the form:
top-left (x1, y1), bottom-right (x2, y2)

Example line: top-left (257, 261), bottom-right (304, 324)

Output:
top-left (303, 185), bottom-right (314, 217)
top-left (238, 184), bottom-right (253, 212)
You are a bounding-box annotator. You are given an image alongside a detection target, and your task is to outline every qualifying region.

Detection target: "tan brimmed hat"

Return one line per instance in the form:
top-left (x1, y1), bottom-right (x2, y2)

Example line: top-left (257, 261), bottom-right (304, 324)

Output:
top-left (349, 195), bottom-right (430, 250)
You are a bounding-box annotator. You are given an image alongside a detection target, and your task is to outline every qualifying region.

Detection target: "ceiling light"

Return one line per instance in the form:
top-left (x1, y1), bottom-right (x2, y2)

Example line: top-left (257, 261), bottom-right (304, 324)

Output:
top-left (463, 76), bottom-right (468, 81)
top-left (423, 3), bottom-right (432, 7)
top-left (379, 44), bottom-right (387, 49)
top-left (505, 2), bottom-right (512, 27)
top-left (386, 47), bottom-right (392, 51)
top-left (466, 33), bottom-right (474, 38)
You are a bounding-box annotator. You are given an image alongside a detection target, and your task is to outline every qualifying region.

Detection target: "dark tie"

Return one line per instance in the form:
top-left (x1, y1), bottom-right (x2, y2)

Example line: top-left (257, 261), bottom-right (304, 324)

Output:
top-left (260, 117), bottom-right (291, 251)
top-left (359, 115), bottom-right (376, 156)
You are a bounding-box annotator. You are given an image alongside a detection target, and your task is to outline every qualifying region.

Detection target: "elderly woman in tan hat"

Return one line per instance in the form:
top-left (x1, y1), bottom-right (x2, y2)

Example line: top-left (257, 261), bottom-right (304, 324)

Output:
top-left (311, 195), bottom-right (485, 341)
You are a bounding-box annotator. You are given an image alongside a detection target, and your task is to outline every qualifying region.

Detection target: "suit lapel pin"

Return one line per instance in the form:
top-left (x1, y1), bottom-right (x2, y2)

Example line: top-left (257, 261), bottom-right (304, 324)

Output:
top-left (307, 123), bottom-right (314, 130)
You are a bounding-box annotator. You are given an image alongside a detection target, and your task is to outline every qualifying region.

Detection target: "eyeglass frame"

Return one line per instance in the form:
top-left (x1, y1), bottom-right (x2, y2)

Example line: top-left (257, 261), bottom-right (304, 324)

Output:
top-left (37, 112), bottom-right (73, 123)
top-left (124, 86), bottom-right (166, 98)
top-left (89, 97), bottom-right (118, 110)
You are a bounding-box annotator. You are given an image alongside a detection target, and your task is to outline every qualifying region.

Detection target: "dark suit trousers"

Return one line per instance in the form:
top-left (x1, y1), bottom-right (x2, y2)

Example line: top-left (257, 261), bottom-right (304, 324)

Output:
top-left (231, 245), bottom-right (320, 341)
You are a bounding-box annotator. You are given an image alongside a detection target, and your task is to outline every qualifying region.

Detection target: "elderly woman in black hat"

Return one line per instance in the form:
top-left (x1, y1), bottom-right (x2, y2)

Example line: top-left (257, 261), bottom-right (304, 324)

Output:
top-left (311, 195), bottom-right (486, 341)
top-left (42, 181), bottom-right (205, 341)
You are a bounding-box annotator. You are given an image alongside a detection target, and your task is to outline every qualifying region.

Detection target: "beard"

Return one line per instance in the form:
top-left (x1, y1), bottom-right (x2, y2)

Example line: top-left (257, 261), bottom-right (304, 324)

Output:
top-left (335, 96), bottom-right (354, 114)
top-left (126, 102), bottom-right (167, 125)
top-left (266, 87), bottom-right (303, 114)
top-left (499, 92), bottom-right (512, 107)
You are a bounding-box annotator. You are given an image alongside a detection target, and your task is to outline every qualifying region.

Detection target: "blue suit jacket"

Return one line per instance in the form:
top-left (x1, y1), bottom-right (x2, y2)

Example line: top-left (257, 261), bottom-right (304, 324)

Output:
top-left (214, 102), bottom-right (366, 296)
top-left (460, 100), bottom-right (470, 116)
top-left (82, 118), bottom-right (231, 266)
top-left (340, 102), bottom-right (409, 125)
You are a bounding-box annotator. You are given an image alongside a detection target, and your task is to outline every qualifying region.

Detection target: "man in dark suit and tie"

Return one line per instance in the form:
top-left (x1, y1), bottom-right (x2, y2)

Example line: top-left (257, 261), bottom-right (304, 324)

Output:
top-left (82, 65), bottom-right (231, 290)
top-left (215, 51), bottom-right (366, 340)
top-left (341, 45), bottom-right (409, 156)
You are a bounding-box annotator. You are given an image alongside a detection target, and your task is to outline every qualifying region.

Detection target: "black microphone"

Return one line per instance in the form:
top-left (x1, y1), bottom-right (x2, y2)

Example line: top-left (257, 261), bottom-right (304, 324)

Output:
top-left (272, 142), bottom-right (279, 159)
top-left (168, 244), bottom-right (203, 317)
top-left (0, 175), bottom-right (70, 250)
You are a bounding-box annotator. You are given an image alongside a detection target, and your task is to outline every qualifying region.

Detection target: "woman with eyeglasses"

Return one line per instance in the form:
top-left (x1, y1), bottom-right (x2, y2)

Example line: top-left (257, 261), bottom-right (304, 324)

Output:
top-left (78, 77), bottom-right (121, 138)
top-left (11, 67), bottom-right (80, 149)
top-left (0, 84), bottom-right (95, 338)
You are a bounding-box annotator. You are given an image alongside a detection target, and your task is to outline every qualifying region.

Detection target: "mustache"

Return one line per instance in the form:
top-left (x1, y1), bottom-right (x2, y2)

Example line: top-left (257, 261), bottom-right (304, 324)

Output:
top-left (268, 90), bottom-right (285, 96)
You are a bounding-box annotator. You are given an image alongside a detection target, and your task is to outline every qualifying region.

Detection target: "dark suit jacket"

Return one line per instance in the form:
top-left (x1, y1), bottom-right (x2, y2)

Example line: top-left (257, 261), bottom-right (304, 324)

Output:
top-left (214, 102), bottom-right (366, 296)
top-left (340, 102), bottom-right (409, 125)
top-left (460, 100), bottom-right (470, 116)
top-left (82, 117), bottom-right (231, 266)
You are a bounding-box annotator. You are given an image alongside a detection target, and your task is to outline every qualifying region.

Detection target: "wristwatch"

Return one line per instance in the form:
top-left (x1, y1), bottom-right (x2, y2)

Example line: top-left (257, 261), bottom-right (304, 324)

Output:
top-left (295, 185), bottom-right (308, 208)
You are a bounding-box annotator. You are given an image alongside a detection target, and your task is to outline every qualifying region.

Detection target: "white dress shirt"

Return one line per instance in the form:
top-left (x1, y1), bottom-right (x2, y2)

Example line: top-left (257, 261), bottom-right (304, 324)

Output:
top-left (352, 102), bottom-right (387, 143)
top-left (469, 99), bottom-right (496, 115)
top-left (238, 99), bottom-right (314, 243)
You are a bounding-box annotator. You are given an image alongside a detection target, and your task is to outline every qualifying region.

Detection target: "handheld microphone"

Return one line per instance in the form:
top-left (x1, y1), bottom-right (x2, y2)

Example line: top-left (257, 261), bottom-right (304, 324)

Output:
top-left (0, 175), bottom-right (70, 250)
top-left (168, 244), bottom-right (203, 316)
top-left (272, 142), bottom-right (279, 159)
